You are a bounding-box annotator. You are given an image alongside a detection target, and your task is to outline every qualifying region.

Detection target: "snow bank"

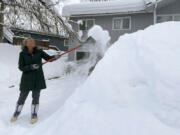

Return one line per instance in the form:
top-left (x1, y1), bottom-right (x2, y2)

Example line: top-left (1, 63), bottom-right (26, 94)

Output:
top-left (25, 22), bottom-right (180, 135)
top-left (0, 44), bottom-right (67, 87)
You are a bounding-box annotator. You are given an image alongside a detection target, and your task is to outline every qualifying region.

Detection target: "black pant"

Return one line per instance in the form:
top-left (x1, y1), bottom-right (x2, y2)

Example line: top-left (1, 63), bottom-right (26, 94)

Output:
top-left (17, 90), bottom-right (41, 105)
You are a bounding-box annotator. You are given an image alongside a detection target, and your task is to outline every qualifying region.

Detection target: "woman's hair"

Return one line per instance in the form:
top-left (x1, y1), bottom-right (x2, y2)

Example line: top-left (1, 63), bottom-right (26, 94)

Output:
top-left (22, 37), bottom-right (34, 50)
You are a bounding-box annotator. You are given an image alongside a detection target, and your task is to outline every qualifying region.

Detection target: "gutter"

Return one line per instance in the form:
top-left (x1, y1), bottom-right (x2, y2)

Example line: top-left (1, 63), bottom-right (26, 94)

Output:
top-left (143, 0), bottom-right (158, 24)
top-left (69, 10), bottom-right (151, 18)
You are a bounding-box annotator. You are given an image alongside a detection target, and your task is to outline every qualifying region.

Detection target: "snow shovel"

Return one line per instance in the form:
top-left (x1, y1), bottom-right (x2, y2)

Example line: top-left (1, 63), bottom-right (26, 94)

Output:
top-left (42, 36), bottom-right (95, 65)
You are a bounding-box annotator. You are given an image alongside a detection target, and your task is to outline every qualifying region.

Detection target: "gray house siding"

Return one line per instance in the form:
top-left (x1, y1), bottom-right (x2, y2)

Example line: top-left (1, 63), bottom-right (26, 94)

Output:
top-left (67, 0), bottom-right (180, 61)
top-left (70, 13), bottom-right (153, 43)
top-left (68, 13), bottom-right (153, 61)
top-left (157, 0), bottom-right (180, 15)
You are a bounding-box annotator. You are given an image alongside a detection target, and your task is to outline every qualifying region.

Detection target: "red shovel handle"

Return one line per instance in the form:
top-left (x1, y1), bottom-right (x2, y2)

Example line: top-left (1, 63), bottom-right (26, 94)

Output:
top-left (43, 45), bottom-right (81, 65)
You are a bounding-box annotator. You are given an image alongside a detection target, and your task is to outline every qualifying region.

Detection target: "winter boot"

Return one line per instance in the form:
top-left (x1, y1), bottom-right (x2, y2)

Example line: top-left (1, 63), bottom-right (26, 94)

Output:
top-left (30, 104), bottom-right (39, 124)
top-left (11, 104), bottom-right (24, 122)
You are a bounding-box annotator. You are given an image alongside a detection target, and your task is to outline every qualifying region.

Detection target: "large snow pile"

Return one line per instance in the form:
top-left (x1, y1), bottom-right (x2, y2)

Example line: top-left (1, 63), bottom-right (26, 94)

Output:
top-left (0, 44), bottom-right (67, 87)
top-left (25, 22), bottom-right (180, 135)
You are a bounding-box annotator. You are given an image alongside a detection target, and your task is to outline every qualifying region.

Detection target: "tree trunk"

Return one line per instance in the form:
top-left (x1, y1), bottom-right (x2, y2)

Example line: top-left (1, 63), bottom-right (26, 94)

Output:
top-left (0, 0), bottom-right (4, 43)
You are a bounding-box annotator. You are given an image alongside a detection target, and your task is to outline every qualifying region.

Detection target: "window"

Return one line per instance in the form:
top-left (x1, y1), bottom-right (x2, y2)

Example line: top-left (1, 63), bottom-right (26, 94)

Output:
top-left (64, 39), bottom-right (69, 46)
top-left (157, 14), bottom-right (180, 23)
top-left (78, 19), bottom-right (95, 31)
top-left (76, 51), bottom-right (90, 61)
top-left (157, 15), bottom-right (173, 23)
top-left (79, 20), bottom-right (86, 31)
top-left (86, 19), bottom-right (95, 30)
top-left (174, 15), bottom-right (180, 21)
top-left (113, 17), bottom-right (131, 30)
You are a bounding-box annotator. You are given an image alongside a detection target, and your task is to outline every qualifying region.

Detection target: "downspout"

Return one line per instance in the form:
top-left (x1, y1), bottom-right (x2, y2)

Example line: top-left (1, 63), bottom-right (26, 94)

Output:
top-left (153, 0), bottom-right (158, 24)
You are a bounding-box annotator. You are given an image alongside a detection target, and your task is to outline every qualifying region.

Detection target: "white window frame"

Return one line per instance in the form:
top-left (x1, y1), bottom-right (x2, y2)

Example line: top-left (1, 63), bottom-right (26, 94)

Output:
top-left (78, 19), bottom-right (95, 31)
top-left (75, 50), bottom-right (90, 61)
top-left (64, 39), bottom-right (69, 46)
top-left (157, 14), bottom-right (180, 23)
top-left (112, 16), bottom-right (131, 30)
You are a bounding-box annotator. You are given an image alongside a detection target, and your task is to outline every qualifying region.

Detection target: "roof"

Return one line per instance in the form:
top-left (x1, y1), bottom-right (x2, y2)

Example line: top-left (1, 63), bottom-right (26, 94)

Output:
top-left (4, 27), bottom-right (14, 43)
top-left (62, 0), bottom-right (155, 17)
top-left (10, 27), bottom-right (67, 39)
top-left (62, 0), bottom-right (175, 17)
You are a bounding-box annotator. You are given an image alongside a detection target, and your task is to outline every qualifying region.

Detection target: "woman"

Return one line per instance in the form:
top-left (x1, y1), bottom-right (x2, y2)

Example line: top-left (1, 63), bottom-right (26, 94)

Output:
top-left (11, 38), bottom-right (60, 124)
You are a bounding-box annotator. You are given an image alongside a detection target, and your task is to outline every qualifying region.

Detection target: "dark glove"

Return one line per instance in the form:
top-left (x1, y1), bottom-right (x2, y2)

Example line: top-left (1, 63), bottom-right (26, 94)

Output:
top-left (54, 54), bottom-right (61, 60)
top-left (30, 64), bottom-right (40, 70)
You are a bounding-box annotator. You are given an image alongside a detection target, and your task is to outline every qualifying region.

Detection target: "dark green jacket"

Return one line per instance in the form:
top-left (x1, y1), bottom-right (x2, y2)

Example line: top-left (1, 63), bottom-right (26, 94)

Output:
top-left (19, 47), bottom-right (54, 91)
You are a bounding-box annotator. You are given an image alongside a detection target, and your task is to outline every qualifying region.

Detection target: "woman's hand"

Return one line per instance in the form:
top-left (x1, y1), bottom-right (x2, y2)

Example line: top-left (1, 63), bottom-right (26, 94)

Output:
top-left (30, 64), bottom-right (40, 70)
top-left (54, 54), bottom-right (61, 60)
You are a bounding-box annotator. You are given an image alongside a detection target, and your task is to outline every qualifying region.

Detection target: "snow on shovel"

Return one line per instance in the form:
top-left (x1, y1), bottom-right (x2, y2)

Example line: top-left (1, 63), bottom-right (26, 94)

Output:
top-left (42, 36), bottom-right (96, 65)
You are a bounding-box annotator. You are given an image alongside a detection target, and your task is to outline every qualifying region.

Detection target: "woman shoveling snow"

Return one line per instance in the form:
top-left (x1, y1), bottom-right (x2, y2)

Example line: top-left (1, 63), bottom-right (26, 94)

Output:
top-left (10, 38), bottom-right (61, 124)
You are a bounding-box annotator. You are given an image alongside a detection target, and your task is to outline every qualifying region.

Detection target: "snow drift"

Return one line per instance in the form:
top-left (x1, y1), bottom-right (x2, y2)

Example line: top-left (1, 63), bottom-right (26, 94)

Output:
top-left (23, 22), bottom-right (180, 135)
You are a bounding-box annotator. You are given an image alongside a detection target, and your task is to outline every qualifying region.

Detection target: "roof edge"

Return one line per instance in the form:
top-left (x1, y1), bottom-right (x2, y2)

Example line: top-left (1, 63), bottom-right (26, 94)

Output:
top-left (11, 27), bottom-right (68, 39)
top-left (68, 10), bottom-right (153, 18)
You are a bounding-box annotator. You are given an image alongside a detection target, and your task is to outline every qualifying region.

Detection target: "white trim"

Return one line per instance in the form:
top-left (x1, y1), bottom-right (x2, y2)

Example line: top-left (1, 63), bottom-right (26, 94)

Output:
top-left (112, 16), bottom-right (131, 30)
top-left (64, 39), bottom-right (69, 46)
top-left (78, 19), bottom-right (95, 31)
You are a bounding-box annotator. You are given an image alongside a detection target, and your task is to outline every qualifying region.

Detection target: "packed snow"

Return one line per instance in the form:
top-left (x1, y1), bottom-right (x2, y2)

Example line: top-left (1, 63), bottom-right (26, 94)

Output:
top-left (0, 22), bottom-right (180, 135)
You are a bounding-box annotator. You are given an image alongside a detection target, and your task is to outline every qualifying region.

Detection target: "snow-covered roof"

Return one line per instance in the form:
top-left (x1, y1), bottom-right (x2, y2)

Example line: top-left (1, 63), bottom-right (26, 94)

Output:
top-left (3, 27), bottom-right (14, 43)
top-left (62, 0), bottom-right (158, 17)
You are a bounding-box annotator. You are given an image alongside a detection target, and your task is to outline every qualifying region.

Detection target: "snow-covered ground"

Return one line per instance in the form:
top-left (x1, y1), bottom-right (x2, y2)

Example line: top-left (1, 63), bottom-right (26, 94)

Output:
top-left (0, 44), bottom-right (88, 133)
top-left (0, 22), bottom-right (180, 135)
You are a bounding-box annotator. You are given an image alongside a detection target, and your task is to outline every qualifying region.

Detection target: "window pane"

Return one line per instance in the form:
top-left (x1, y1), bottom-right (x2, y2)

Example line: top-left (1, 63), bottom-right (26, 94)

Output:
top-left (76, 52), bottom-right (90, 61)
top-left (157, 16), bottom-right (173, 23)
top-left (79, 20), bottom-right (86, 30)
top-left (64, 39), bottom-right (69, 46)
top-left (113, 19), bottom-right (122, 29)
top-left (123, 18), bottom-right (130, 29)
top-left (174, 15), bottom-right (180, 21)
top-left (87, 20), bottom-right (94, 30)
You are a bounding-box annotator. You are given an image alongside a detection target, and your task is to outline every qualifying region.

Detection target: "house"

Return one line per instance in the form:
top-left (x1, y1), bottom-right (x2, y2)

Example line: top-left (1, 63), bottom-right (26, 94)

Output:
top-left (62, 0), bottom-right (180, 61)
top-left (3, 27), bottom-right (69, 51)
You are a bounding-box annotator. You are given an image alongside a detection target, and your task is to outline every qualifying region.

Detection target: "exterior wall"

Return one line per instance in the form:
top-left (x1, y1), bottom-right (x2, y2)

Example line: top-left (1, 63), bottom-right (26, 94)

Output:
top-left (68, 13), bottom-right (154, 61)
top-left (70, 13), bottom-right (153, 44)
top-left (12, 30), bottom-right (68, 51)
top-left (157, 0), bottom-right (180, 15)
